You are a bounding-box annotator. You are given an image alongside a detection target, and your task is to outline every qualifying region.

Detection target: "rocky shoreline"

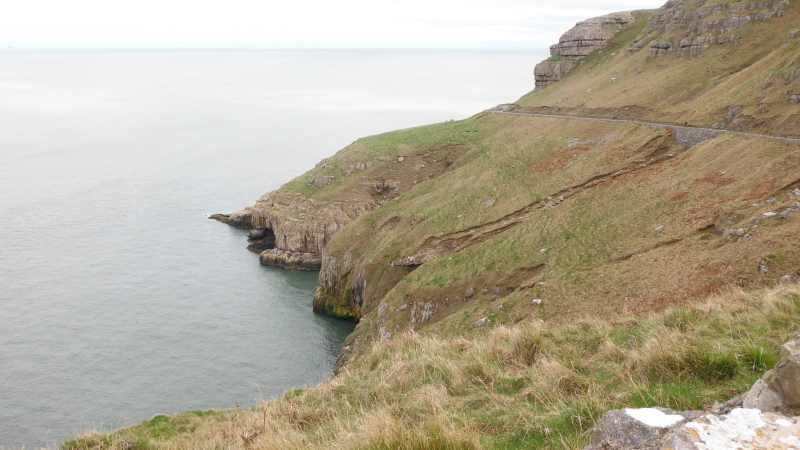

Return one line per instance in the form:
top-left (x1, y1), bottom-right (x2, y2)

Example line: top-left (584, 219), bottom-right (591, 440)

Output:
top-left (209, 191), bottom-right (378, 271)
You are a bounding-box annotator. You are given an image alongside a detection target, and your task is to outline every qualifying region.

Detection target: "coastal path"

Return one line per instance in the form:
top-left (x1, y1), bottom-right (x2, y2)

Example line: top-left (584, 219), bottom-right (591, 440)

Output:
top-left (487, 107), bottom-right (800, 149)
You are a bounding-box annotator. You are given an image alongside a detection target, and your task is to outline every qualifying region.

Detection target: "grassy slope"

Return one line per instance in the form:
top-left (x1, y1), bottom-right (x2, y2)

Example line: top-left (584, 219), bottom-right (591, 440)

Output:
top-left (66, 0), bottom-right (800, 448)
top-left (66, 285), bottom-right (800, 449)
top-left (517, 1), bottom-right (800, 134)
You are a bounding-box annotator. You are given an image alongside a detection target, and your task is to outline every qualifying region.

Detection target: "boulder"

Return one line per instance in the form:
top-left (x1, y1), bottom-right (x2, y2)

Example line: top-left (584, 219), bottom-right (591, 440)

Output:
top-left (781, 208), bottom-right (799, 219)
top-left (584, 407), bottom-right (690, 450)
top-left (309, 175), bottom-right (334, 188)
top-left (409, 301), bottom-right (437, 324)
top-left (744, 333), bottom-right (800, 415)
top-left (665, 409), bottom-right (800, 450)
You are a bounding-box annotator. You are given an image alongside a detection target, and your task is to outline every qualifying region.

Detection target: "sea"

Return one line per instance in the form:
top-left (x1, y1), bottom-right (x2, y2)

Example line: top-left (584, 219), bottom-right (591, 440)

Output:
top-left (0, 48), bottom-right (547, 447)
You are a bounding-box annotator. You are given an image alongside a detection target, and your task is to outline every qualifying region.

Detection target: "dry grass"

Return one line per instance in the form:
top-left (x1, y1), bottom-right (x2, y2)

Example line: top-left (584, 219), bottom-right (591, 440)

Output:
top-left (517, 0), bottom-right (800, 136)
top-left (66, 284), bottom-right (800, 449)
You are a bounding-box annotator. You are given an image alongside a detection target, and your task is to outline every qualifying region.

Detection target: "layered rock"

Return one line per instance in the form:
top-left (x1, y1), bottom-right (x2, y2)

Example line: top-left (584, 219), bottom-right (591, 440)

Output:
top-left (533, 61), bottom-right (578, 91)
top-left (313, 250), bottom-right (367, 319)
top-left (259, 249), bottom-right (321, 271)
top-left (636, 0), bottom-right (790, 58)
top-left (224, 191), bottom-right (376, 271)
top-left (534, 12), bottom-right (634, 90)
top-left (550, 12), bottom-right (635, 58)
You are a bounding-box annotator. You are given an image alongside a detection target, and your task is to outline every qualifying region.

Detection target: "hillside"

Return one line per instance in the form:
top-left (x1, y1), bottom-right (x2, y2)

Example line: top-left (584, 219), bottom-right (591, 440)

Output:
top-left (70, 0), bottom-right (800, 448)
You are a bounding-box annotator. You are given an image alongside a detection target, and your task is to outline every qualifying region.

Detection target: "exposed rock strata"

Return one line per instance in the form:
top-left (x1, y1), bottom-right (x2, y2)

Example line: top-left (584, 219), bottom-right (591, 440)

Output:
top-left (634, 0), bottom-right (790, 58)
top-left (314, 250), bottom-right (367, 319)
top-left (550, 12), bottom-right (635, 58)
top-left (533, 61), bottom-right (578, 91)
top-left (259, 249), bottom-right (321, 271)
top-left (534, 12), bottom-right (635, 90)
top-left (224, 191), bottom-right (376, 270)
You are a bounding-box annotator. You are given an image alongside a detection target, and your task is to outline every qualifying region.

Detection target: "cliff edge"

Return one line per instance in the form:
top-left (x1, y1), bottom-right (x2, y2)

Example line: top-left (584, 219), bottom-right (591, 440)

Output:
top-left (534, 11), bottom-right (636, 90)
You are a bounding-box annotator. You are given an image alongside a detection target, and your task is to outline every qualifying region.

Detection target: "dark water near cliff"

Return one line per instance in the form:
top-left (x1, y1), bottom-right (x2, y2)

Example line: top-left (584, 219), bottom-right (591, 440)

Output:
top-left (0, 49), bottom-right (547, 447)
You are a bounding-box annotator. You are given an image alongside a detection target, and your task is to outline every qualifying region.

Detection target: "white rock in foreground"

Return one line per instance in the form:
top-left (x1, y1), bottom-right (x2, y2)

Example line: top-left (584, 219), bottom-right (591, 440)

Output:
top-left (625, 408), bottom-right (684, 428)
top-left (666, 408), bottom-right (800, 450)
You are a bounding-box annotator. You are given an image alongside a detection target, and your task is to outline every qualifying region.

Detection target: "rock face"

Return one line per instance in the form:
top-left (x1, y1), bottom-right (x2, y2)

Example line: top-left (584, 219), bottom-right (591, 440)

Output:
top-left (224, 191), bottom-right (376, 271)
top-left (744, 334), bottom-right (800, 415)
top-left (635, 0), bottom-right (790, 59)
top-left (534, 12), bottom-right (635, 90)
top-left (586, 335), bottom-right (800, 449)
top-left (586, 407), bottom-right (695, 449)
top-left (533, 60), bottom-right (579, 91)
top-left (259, 249), bottom-right (321, 271)
top-left (550, 12), bottom-right (635, 59)
top-left (313, 250), bottom-right (367, 318)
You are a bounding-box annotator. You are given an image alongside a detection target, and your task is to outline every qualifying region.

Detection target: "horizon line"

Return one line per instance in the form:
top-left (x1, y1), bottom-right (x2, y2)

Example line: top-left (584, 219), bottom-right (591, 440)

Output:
top-left (0, 45), bottom-right (550, 52)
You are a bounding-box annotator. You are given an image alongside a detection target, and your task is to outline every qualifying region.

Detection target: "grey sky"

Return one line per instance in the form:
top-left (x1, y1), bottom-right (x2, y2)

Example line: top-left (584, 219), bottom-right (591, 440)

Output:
top-left (1, 0), bottom-right (666, 49)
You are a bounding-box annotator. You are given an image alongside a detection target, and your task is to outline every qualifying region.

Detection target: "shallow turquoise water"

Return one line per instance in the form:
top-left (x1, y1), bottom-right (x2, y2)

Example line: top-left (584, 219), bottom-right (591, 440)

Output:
top-left (0, 49), bottom-right (545, 447)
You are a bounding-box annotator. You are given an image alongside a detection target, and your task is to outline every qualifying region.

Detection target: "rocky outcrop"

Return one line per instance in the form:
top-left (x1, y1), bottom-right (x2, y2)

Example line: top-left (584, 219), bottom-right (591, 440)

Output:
top-left (313, 250), bottom-right (366, 319)
top-left (259, 249), bottom-right (321, 271)
top-left (635, 0), bottom-right (790, 58)
top-left (550, 12), bottom-right (635, 58)
top-left (224, 191), bottom-right (376, 271)
top-left (534, 12), bottom-right (634, 90)
top-left (586, 334), bottom-right (800, 450)
top-left (744, 334), bottom-right (800, 415)
top-left (533, 61), bottom-right (578, 91)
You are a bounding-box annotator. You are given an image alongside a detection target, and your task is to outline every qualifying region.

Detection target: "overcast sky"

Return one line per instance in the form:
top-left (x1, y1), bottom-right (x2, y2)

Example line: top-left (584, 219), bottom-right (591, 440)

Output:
top-left (1, 0), bottom-right (666, 49)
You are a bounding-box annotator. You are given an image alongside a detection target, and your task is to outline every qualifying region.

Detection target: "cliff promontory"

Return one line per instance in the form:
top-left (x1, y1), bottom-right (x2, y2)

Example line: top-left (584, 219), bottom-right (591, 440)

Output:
top-left (534, 11), bottom-right (636, 90)
top-left (212, 137), bottom-right (465, 271)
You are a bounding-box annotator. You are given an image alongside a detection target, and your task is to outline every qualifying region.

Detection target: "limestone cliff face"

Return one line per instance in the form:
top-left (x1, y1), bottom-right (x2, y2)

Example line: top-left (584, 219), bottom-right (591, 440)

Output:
top-left (533, 61), bottom-right (578, 91)
top-left (534, 12), bottom-right (635, 90)
top-left (313, 251), bottom-right (367, 319)
top-left (550, 12), bottom-right (636, 58)
top-left (227, 191), bottom-right (376, 270)
top-left (631, 0), bottom-right (790, 58)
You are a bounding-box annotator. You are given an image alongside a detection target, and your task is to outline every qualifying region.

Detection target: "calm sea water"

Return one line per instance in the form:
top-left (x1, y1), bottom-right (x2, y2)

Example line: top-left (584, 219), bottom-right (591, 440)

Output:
top-left (0, 49), bottom-right (546, 447)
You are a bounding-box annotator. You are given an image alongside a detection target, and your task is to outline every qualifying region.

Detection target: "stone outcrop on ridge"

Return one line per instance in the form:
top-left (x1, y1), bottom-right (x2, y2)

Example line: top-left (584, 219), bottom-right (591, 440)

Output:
top-left (630, 0), bottom-right (790, 58)
top-left (534, 12), bottom-right (635, 90)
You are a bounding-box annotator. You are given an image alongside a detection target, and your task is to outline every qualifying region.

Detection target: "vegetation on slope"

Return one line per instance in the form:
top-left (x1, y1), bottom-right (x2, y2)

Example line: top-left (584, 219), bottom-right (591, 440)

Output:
top-left (66, 0), bottom-right (800, 447)
top-left (66, 285), bottom-right (800, 449)
top-left (517, 0), bottom-right (800, 135)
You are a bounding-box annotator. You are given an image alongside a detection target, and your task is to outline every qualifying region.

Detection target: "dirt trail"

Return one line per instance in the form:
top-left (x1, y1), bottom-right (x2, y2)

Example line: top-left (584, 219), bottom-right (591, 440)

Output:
top-left (487, 108), bottom-right (800, 147)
